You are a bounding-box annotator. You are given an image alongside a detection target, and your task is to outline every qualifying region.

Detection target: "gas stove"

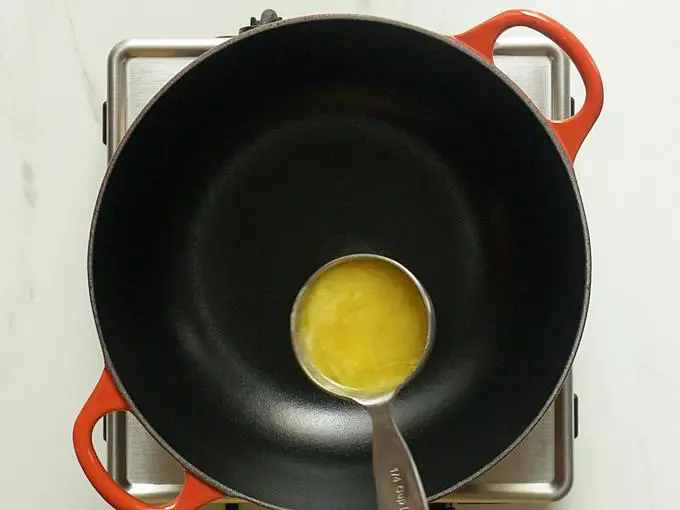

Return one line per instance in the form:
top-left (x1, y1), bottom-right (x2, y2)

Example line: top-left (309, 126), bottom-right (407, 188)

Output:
top-left (100, 20), bottom-right (578, 509)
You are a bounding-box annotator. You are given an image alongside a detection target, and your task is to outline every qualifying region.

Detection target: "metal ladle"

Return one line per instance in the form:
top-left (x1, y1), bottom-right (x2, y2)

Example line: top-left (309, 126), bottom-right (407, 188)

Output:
top-left (291, 254), bottom-right (435, 510)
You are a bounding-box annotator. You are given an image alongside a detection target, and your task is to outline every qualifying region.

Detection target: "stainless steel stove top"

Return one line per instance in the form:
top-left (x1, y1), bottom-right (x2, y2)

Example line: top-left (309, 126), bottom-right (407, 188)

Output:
top-left (102, 33), bottom-right (578, 508)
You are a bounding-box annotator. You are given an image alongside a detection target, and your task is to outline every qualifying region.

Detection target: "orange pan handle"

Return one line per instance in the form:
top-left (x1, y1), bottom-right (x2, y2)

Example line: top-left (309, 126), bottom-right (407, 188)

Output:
top-left (73, 369), bottom-right (223, 510)
top-left (454, 9), bottom-right (604, 163)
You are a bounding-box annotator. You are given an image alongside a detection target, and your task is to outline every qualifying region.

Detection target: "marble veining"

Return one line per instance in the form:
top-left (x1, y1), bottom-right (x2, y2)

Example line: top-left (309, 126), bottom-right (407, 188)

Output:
top-left (64, 2), bottom-right (101, 124)
top-left (21, 160), bottom-right (37, 207)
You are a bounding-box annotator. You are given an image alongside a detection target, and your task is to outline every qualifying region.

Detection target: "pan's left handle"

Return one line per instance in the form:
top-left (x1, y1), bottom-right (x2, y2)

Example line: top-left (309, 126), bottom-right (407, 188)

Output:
top-left (73, 369), bottom-right (224, 510)
top-left (454, 9), bottom-right (604, 163)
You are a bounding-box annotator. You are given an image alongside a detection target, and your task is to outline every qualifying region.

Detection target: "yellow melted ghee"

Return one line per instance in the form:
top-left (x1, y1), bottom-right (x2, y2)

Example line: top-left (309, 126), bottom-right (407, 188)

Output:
top-left (297, 258), bottom-right (429, 395)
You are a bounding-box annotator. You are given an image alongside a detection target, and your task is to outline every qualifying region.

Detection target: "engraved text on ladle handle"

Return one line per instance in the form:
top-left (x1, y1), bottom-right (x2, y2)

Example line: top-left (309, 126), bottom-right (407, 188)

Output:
top-left (368, 401), bottom-right (429, 510)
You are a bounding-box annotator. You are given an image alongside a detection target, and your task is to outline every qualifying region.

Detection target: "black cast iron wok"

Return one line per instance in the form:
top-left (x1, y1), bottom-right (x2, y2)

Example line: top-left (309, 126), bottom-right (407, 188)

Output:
top-left (74, 9), bottom-right (603, 510)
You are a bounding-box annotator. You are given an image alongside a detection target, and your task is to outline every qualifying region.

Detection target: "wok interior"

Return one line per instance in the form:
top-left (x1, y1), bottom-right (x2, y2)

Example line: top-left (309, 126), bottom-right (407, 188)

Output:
top-left (91, 17), bottom-right (588, 510)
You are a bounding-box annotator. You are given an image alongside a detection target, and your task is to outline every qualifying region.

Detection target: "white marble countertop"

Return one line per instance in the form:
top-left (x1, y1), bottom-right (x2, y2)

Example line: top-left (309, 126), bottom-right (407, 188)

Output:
top-left (0, 0), bottom-right (677, 509)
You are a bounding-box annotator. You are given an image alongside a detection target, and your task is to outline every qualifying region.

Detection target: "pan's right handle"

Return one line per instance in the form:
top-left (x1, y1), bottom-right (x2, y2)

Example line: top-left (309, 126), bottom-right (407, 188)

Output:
top-left (455, 9), bottom-right (604, 163)
top-left (73, 369), bottom-right (223, 510)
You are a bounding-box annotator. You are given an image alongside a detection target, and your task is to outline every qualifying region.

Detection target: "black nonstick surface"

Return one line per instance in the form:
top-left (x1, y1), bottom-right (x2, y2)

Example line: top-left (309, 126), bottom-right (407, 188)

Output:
top-left (90, 16), bottom-right (589, 510)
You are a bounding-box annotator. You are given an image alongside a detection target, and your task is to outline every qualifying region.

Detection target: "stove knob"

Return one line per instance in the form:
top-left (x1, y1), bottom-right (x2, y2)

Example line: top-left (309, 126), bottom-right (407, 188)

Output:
top-left (573, 393), bottom-right (579, 438)
top-left (102, 101), bottom-right (107, 146)
top-left (238, 9), bottom-right (282, 34)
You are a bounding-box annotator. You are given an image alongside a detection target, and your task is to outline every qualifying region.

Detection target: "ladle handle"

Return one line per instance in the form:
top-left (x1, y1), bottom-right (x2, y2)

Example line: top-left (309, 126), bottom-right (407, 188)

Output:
top-left (368, 402), bottom-right (429, 510)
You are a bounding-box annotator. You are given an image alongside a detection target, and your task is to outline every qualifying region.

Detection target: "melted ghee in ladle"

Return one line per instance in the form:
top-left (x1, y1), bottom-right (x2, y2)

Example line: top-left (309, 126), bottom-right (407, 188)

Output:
top-left (295, 257), bottom-right (429, 396)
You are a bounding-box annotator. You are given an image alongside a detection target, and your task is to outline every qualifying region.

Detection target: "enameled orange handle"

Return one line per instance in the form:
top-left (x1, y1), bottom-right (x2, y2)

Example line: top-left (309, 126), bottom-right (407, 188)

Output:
top-left (73, 369), bottom-right (223, 510)
top-left (455, 9), bottom-right (604, 162)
